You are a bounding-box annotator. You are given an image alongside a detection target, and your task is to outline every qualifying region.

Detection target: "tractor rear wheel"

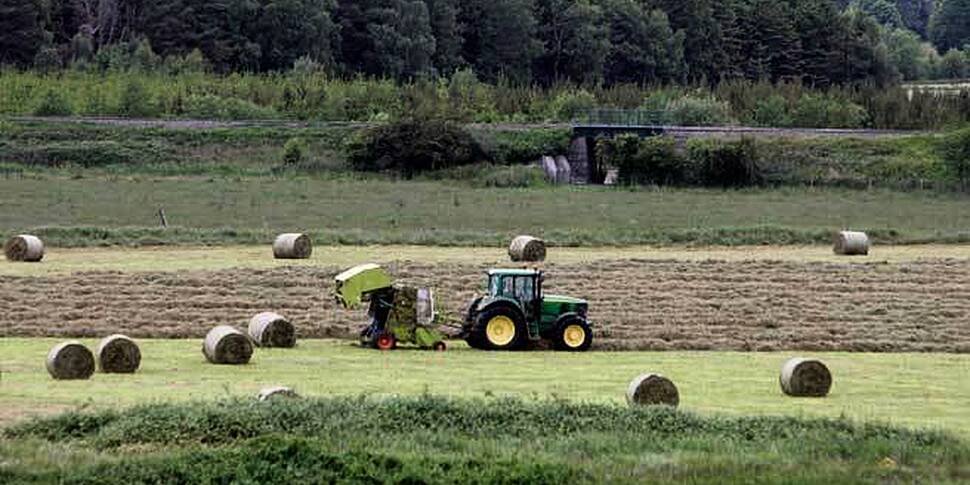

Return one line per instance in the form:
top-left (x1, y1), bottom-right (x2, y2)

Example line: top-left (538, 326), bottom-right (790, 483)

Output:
top-left (470, 307), bottom-right (525, 351)
top-left (553, 318), bottom-right (592, 351)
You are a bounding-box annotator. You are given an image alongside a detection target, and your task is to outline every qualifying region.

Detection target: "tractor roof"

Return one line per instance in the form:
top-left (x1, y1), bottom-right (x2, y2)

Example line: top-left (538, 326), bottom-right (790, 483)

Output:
top-left (487, 268), bottom-right (541, 277)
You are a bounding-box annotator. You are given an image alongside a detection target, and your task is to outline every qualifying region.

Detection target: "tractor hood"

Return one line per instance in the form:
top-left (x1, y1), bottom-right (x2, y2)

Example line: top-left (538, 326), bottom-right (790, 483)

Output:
top-left (543, 294), bottom-right (587, 305)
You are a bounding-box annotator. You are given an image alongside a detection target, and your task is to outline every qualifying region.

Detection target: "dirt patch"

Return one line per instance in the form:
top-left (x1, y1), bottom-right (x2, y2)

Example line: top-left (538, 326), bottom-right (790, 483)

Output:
top-left (1, 259), bottom-right (968, 352)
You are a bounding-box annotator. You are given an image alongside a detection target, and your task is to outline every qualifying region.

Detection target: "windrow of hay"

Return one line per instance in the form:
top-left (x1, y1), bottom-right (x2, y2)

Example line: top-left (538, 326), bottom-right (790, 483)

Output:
top-left (258, 386), bottom-right (300, 401)
top-left (273, 233), bottom-right (312, 259)
top-left (203, 325), bottom-right (253, 365)
top-left (508, 235), bottom-right (546, 262)
top-left (626, 374), bottom-right (679, 407)
top-left (96, 334), bottom-right (141, 373)
top-left (833, 231), bottom-right (870, 255)
top-left (4, 235), bottom-right (44, 262)
top-left (46, 341), bottom-right (95, 380)
top-left (780, 358), bottom-right (832, 397)
top-left (248, 312), bottom-right (296, 348)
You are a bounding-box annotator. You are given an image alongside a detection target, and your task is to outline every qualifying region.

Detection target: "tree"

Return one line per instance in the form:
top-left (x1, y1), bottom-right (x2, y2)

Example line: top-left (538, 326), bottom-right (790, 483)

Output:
top-left (600, 0), bottom-right (684, 85)
top-left (424, 0), bottom-right (463, 74)
top-left (885, 27), bottom-right (931, 79)
top-left (459, 0), bottom-right (540, 84)
top-left (254, 0), bottom-right (338, 72)
top-left (930, 0), bottom-right (970, 52)
top-left (336, 0), bottom-right (434, 79)
top-left (851, 0), bottom-right (905, 27)
top-left (836, 7), bottom-right (899, 85)
top-left (652, 0), bottom-right (726, 83)
top-left (738, 0), bottom-right (802, 81)
top-left (0, 0), bottom-right (50, 67)
top-left (533, 0), bottom-right (609, 85)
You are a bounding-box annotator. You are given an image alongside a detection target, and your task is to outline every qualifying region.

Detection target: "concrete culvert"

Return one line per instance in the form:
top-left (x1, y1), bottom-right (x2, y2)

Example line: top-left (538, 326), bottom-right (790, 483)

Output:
top-left (203, 325), bottom-right (253, 365)
top-left (273, 233), bottom-right (312, 259)
top-left (46, 341), bottom-right (95, 380)
top-left (248, 312), bottom-right (296, 348)
top-left (97, 334), bottom-right (141, 373)
top-left (258, 386), bottom-right (300, 401)
top-left (626, 374), bottom-right (679, 407)
top-left (780, 357), bottom-right (832, 397)
top-left (4, 235), bottom-right (44, 262)
top-left (833, 231), bottom-right (869, 256)
top-left (508, 235), bottom-right (546, 262)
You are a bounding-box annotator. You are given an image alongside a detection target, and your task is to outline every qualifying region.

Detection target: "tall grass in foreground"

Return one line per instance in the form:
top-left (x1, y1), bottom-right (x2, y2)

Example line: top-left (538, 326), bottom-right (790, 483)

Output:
top-left (3, 396), bottom-right (967, 484)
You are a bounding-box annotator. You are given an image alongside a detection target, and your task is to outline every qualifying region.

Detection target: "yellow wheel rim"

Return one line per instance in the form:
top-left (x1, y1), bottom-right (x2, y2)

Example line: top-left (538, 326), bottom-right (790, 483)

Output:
top-left (563, 324), bottom-right (586, 348)
top-left (485, 316), bottom-right (516, 346)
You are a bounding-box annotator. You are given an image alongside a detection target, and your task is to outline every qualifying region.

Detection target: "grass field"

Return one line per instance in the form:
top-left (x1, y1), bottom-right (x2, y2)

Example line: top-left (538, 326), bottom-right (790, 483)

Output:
top-left (1, 338), bottom-right (968, 437)
top-left (3, 177), bottom-right (970, 247)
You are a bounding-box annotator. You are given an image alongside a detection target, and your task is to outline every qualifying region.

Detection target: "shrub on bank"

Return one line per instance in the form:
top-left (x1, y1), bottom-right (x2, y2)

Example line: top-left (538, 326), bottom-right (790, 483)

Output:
top-left (346, 119), bottom-right (488, 177)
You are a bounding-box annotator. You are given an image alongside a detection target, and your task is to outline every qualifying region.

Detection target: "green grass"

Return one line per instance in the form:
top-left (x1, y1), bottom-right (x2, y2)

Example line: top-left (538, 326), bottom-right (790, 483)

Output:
top-left (2, 176), bottom-right (970, 247)
top-left (2, 339), bottom-right (968, 438)
top-left (1, 339), bottom-right (968, 483)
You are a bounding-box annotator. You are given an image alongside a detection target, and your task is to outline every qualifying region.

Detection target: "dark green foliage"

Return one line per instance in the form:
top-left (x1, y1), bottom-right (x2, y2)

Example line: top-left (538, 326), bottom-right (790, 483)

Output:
top-left (598, 134), bottom-right (685, 186)
top-left (32, 89), bottom-right (73, 116)
top-left (0, 0), bottom-right (49, 67)
top-left (118, 80), bottom-right (157, 118)
top-left (483, 128), bottom-right (571, 164)
top-left (931, 0), bottom-right (970, 52)
top-left (533, 0), bottom-right (609, 85)
top-left (600, 1), bottom-right (685, 85)
top-left (940, 127), bottom-right (970, 190)
top-left (459, 0), bottom-right (541, 84)
top-left (347, 119), bottom-right (488, 176)
top-left (282, 137), bottom-right (309, 165)
top-left (688, 138), bottom-right (763, 187)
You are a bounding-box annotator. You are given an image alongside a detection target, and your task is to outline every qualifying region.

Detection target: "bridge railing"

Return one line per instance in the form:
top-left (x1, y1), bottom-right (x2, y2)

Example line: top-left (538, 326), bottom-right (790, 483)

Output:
top-left (573, 108), bottom-right (666, 126)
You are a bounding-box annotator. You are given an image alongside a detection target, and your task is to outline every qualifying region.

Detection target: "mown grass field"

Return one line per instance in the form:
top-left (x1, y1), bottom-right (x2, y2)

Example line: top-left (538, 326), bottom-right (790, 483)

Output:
top-left (3, 176), bottom-right (970, 247)
top-left (1, 339), bottom-right (968, 483)
top-left (2, 339), bottom-right (968, 438)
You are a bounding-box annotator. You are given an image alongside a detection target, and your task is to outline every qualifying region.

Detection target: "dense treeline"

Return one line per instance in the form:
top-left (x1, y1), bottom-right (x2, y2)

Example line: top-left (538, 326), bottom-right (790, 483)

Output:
top-left (2, 0), bottom-right (969, 85)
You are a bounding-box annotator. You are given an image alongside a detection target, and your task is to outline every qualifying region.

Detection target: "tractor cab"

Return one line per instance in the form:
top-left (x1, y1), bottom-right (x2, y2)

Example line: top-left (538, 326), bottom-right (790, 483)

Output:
top-left (463, 268), bottom-right (592, 351)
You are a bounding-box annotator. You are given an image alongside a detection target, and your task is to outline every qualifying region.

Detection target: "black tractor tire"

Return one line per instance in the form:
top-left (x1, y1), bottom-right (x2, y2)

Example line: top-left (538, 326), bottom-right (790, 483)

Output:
top-left (468, 306), bottom-right (526, 351)
top-left (553, 317), bottom-right (593, 352)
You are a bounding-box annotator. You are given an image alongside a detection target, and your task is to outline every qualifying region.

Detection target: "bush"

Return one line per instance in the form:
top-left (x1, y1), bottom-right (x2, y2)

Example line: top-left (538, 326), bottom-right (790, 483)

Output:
top-left (598, 134), bottom-right (684, 186)
top-left (182, 94), bottom-right (278, 120)
top-left (549, 89), bottom-right (597, 121)
top-left (792, 95), bottom-right (869, 128)
top-left (118, 80), bottom-right (157, 117)
top-left (346, 119), bottom-right (488, 177)
top-left (752, 95), bottom-right (791, 127)
top-left (665, 95), bottom-right (733, 126)
top-left (687, 138), bottom-right (762, 188)
top-left (940, 127), bottom-right (970, 191)
top-left (282, 137), bottom-right (309, 165)
top-left (33, 89), bottom-right (73, 116)
top-left (483, 128), bottom-right (571, 164)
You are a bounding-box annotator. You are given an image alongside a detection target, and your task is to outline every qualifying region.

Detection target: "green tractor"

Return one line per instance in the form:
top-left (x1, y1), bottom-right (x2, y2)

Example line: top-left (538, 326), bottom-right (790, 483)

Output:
top-left (461, 269), bottom-right (592, 351)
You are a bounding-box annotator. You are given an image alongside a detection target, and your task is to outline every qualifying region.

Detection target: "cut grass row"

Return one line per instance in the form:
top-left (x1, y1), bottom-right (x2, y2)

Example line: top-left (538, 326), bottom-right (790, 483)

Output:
top-left (2, 177), bottom-right (970, 248)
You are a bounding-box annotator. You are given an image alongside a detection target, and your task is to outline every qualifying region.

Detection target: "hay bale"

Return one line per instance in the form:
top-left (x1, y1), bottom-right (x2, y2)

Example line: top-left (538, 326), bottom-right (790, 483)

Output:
top-left (248, 312), bottom-right (296, 348)
top-left (273, 233), bottom-right (312, 259)
top-left (541, 156), bottom-right (559, 182)
top-left (833, 231), bottom-right (869, 256)
top-left (626, 374), bottom-right (679, 407)
top-left (96, 334), bottom-right (141, 373)
top-left (508, 235), bottom-right (546, 262)
top-left (554, 156), bottom-right (571, 185)
top-left (258, 386), bottom-right (300, 401)
top-left (46, 341), bottom-right (95, 380)
top-left (202, 325), bottom-right (253, 365)
top-left (4, 235), bottom-right (44, 262)
top-left (780, 358), bottom-right (832, 397)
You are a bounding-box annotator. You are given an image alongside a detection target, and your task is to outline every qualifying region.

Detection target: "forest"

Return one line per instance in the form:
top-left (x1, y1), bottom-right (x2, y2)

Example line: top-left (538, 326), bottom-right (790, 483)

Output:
top-left (1, 0), bottom-right (969, 86)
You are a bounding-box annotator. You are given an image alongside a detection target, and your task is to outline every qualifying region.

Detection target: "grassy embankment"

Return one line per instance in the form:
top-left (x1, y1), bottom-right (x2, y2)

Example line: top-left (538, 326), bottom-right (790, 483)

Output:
top-left (1, 339), bottom-right (968, 483)
top-left (1, 119), bottom-right (967, 248)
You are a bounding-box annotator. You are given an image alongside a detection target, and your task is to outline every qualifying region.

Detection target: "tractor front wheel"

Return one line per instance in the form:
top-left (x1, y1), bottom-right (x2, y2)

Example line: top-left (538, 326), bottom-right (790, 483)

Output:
top-left (470, 307), bottom-right (525, 351)
top-left (554, 318), bottom-right (592, 351)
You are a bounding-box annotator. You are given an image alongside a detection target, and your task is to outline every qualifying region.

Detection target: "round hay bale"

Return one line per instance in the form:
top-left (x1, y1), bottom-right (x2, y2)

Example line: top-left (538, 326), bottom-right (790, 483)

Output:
top-left (248, 312), bottom-right (296, 348)
top-left (508, 235), bottom-right (546, 262)
top-left (626, 374), bottom-right (679, 407)
top-left (202, 325), bottom-right (253, 365)
top-left (4, 235), bottom-right (44, 262)
top-left (833, 231), bottom-right (869, 256)
top-left (780, 358), bottom-right (832, 397)
top-left (273, 233), bottom-right (312, 259)
top-left (96, 334), bottom-right (141, 373)
top-left (46, 341), bottom-right (95, 380)
top-left (258, 386), bottom-right (300, 402)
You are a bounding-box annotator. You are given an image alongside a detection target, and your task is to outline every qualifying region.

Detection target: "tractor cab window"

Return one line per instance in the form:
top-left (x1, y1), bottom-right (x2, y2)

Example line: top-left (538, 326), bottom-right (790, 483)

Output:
top-left (489, 275), bottom-right (514, 297)
top-left (514, 276), bottom-right (535, 302)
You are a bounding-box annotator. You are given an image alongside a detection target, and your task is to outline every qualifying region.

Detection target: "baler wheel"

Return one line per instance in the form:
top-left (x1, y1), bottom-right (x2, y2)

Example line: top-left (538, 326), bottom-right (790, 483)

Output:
top-left (375, 333), bottom-right (396, 351)
top-left (433, 341), bottom-right (447, 351)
